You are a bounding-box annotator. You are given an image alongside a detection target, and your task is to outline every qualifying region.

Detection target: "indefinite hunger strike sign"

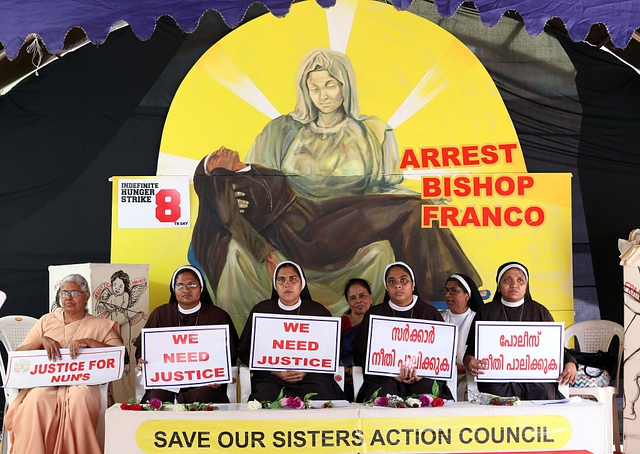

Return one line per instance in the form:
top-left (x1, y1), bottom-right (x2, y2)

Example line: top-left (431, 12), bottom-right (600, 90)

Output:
top-left (365, 316), bottom-right (457, 380)
top-left (141, 325), bottom-right (232, 388)
top-left (249, 314), bottom-right (340, 373)
top-left (475, 321), bottom-right (564, 382)
top-left (117, 177), bottom-right (190, 229)
top-left (5, 346), bottom-right (125, 388)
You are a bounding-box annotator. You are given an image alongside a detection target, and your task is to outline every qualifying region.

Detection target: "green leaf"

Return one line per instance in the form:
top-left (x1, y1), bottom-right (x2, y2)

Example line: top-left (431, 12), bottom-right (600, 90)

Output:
top-left (275, 388), bottom-right (285, 401)
top-left (364, 387), bottom-right (382, 406)
top-left (128, 397), bottom-right (137, 404)
top-left (303, 392), bottom-right (318, 401)
top-left (431, 380), bottom-right (440, 398)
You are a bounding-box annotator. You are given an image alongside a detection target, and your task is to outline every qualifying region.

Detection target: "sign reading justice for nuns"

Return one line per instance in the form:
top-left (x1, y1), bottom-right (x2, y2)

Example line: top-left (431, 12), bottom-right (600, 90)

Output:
top-left (117, 178), bottom-right (190, 229)
top-left (5, 346), bottom-right (125, 388)
top-left (141, 325), bottom-right (233, 388)
top-left (249, 314), bottom-right (340, 373)
top-left (475, 321), bottom-right (565, 382)
top-left (365, 316), bottom-right (457, 380)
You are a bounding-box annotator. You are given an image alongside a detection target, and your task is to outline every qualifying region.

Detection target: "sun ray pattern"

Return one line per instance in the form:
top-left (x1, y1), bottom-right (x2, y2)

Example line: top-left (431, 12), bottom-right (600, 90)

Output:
top-left (387, 65), bottom-right (447, 130)
top-left (197, 44), bottom-right (281, 120)
top-left (326, 0), bottom-right (358, 53)
top-left (156, 152), bottom-right (201, 176)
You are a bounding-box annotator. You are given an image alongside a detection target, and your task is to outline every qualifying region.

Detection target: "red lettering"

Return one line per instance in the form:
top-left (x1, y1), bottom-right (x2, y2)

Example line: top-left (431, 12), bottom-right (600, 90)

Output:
top-left (498, 143), bottom-right (517, 163)
top-left (440, 206), bottom-right (460, 227)
top-left (421, 148), bottom-right (440, 168)
top-left (422, 177), bottom-right (441, 197)
top-left (283, 322), bottom-right (310, 333)
top-left (525, 206), bottom-right (545, 226)
top-left (480, 144), bottom-right (499, 164)
top-left (461, 146), bottom-right (479, 165)
top-left (172, 334), bottom-right (189, 344)
top-left (422, 206), bottom-right (439, 228)
top-left (504, 206), bottom-right (523, 226)
top-left (518, 176), bottom-right (534, 195)
top-left (401, 143), bottom-right (518, 169)
top-left (421, 205), bottom-right (546, 228)
top-left (399, 148), bottom-right (420, 170)
top-left (441, 146), bottom-right (460, 167)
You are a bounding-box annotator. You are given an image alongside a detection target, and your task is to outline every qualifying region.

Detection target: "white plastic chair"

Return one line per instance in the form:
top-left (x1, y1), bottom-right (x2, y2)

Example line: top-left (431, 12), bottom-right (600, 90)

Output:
top-left (135, 366), bottom-right (239, 404)
top-left (0, 315), bottom-right (39, 454)
top-left (565, 320), bottom-right (624, 454)
top-left (352, 366), bottom-right (457, 402)
top-left (239, 365), bottom-right (345, 403)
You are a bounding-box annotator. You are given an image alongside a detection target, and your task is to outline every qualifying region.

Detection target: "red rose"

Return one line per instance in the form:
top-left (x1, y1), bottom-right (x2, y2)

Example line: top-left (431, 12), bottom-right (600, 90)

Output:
top-left (412, 403), bottom-right (419, 408)
top-left (130, 404), bottom-right (143, 411)
top-left (189, 407), bottom-right (197, 411)
top-left (397, 403), bottom-right (405, 408)
top-left (431, 398), bottom-right (444, 407)
top-left (205, 406), bottom-right (214, 411)
top-left (120, 403), bottom-right (131, 410)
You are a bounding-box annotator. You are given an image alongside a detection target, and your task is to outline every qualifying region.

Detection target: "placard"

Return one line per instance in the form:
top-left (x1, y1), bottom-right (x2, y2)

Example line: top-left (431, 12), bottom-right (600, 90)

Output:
top-left (141, 325), bottom-right (232, 388)
top-left (365, 315), bottom-right (457, 380)
top-left (4, 346), bottom-right (125, 388)
top-left (475, 321), bottom-right (564, 382)
top-left (117, 177), bottom-right (190, 229)
top-left (249, 314), bottom-right (340, 373)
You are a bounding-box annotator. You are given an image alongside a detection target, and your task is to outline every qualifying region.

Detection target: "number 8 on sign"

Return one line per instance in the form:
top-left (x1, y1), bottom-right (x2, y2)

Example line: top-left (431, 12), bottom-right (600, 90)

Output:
top-left (155, 189), bottom-right (181, 222)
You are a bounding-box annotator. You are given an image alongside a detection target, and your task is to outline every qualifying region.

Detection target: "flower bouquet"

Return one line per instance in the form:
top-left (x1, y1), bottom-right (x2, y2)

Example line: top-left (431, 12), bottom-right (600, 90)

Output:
top-left (468, 389), bottom-right (520, 406)
top-left (364, 381), bottom-right (446, 408)
top-left (179, 402), bottom-right (218, 411)
top-left (120, 397), bottom-right (218, 411)
top-left (120, 397), bottom-right (168, 411)
top-left (247, 388), bottom-right (317, 410)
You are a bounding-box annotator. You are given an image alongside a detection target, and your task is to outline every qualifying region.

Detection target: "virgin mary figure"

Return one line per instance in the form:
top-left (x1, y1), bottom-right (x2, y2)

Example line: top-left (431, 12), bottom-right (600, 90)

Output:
top-left (190, 48), bottom-right (480, 328)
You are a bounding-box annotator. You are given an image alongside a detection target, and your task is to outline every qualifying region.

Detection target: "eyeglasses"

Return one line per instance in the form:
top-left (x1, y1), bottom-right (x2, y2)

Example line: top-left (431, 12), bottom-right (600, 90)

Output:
top-left (175, 282), bottom-right (199, 291)
top-left (60, 290), bottom-right (85, 299)
top-left (441, 287), bottom-right (464, 295)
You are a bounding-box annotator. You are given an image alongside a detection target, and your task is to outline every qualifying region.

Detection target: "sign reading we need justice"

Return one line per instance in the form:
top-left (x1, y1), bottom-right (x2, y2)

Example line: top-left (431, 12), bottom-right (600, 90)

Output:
top-left (141, 326), bottom-right (233, 388)
top-left (249, 314), bottom-right (341, 373)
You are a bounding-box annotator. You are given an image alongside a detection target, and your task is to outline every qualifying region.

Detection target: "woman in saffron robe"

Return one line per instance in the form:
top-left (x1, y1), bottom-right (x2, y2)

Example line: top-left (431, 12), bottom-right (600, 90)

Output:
top-left (239, 261), bottom-right (347, 401)
top-left (134, 265), bottom-right (238, 404)
top-left (191, 48), bottom-right (480, 326)
top-left (463, 261), bottom-right (577, 399)
top-left (353, 262), bottom-right (454, 402)
top-left (5, 274), bottom-right (124, 454)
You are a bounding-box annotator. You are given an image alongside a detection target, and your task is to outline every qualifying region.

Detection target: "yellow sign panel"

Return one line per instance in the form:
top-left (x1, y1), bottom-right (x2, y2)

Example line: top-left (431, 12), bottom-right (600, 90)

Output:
top-left (135, 415), bottom-right (571, 453)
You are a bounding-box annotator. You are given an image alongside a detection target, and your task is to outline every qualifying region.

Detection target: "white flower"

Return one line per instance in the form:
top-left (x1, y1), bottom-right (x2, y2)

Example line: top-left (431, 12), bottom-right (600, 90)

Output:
top-left (247, 400), bottom-right (262, 410)
top-left (406, 397), bottom-right (421, 407)
top-left (172, 404), bottom-right (187, 411)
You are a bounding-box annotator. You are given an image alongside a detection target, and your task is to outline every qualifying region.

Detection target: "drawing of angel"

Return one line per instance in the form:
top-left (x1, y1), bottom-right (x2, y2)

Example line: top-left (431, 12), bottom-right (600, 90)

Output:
top-left (95, 270), bottom-right (148, 372)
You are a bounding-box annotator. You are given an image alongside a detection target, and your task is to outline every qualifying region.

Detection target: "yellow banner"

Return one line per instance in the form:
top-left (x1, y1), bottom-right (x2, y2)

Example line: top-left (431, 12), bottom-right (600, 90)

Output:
top-left (134, 415), bottom-right (571, 453)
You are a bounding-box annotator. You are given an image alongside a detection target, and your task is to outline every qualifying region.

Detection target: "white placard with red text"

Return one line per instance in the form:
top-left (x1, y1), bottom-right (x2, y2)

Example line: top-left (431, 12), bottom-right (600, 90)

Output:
top-left (141, 325), bottom-right (232, 388)
top-left (117, 177), bottom-right (190, 229)
top-left (249, 314), bottom-right (340, 373)
top-left (475, 321), bottom-right (565, 382)
top-left (365, 315), bottom-right (457, 380)
top-left (4, 346), bottom-right (125, 388)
